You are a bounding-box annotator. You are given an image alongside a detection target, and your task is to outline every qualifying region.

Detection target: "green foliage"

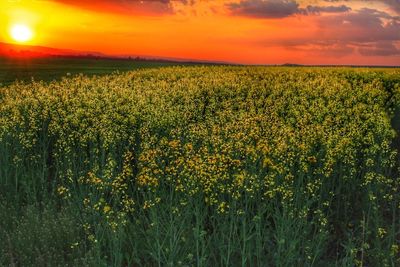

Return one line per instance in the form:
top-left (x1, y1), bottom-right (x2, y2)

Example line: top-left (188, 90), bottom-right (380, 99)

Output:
top-left (0, 66), bottom-right (399, 266)
top-left (0, 201), bottom-right (89, 266)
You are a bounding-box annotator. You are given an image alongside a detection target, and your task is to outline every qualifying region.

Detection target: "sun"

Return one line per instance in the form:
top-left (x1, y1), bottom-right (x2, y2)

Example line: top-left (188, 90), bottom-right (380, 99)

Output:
top-left (10, 24), bottom-right (33, 43)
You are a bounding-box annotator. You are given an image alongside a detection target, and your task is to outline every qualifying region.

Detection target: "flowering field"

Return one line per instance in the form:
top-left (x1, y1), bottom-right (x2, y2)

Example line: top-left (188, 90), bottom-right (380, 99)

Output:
top-left (1, 66), bottom-right (400, 266)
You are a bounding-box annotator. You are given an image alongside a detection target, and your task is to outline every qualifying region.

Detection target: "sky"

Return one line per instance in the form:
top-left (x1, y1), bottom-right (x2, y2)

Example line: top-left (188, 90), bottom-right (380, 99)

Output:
top-left (0, 0), bottom-right (399, 65)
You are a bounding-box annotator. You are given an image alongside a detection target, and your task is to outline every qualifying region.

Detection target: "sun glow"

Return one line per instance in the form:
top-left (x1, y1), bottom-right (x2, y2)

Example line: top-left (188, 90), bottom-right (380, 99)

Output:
top-left (10, 24), bottom-right (33, 43)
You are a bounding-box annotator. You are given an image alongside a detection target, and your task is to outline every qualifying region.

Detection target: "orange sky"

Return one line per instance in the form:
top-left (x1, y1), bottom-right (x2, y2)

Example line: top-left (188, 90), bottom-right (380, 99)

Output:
top-left (0, 0), bottom-right (399, 65)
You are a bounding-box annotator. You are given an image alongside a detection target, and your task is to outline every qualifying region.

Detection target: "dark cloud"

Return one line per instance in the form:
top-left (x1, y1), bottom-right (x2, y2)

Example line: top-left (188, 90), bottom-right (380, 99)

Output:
top-left (359, 41), bottom-right (400, 56)
top-left (382, 0), bottom-right (400, 14)
top-left (305, 5), bottom-right (351, 14)
top-left (226, 0), bottom-right (351, 19)
top-left (316, 8), bottom-right (400, 43)
top-left (312, 8), bottom-right (400, 56)
top-left (323, 0), bottom-right (400, 14)
top-left (355, 0), bottom-right (400, 14)
top-left (256, 7), bottom-right (400, 57)
top-left (226, 0), bottom-right (300, 19)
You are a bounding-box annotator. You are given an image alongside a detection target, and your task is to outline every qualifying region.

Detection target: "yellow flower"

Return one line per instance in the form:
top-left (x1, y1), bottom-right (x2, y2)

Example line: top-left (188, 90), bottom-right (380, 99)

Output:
top-left (377, 227), bottom-right (387, 238)
top-left (103, 205), bottom-right (111, 213)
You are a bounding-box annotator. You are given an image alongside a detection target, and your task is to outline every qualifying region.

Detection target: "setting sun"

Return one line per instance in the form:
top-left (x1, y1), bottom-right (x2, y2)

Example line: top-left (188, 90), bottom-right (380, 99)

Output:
top-left (10, 24), bottom-right (33, 43)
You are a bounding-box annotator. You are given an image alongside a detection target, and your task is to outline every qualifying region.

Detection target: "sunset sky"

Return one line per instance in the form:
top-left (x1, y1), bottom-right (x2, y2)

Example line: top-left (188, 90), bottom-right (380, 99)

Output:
top-left (0, 0), bottom-right (399, 65)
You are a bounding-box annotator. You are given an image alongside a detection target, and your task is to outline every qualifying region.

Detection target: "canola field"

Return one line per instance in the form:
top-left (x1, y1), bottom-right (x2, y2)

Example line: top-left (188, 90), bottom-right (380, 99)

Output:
top-left (1, 66), bottom-right (400, 266)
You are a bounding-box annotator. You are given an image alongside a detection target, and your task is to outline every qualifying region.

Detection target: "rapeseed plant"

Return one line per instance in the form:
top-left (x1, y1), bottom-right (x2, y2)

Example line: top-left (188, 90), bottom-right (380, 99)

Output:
top-left (0, 66), bottom-right (399, 266)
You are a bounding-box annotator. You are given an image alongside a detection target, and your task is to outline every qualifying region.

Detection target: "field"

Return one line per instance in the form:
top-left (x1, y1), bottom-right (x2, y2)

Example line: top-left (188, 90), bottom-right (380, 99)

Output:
top-left (0, 66), bottom-right (400, 266)
top-left (0, 57), bottom-right (182, 86)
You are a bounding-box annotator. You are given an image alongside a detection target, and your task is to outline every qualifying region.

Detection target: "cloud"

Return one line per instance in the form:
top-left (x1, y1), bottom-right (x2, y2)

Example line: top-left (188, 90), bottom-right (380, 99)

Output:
top-left (226, 0), bottom-right (351, 19)
top-left (311, 8), bottom-right (400, 56)
top-left (304, 8), bottom-right (400, 56)
top-left (226, 0), bottom-right (300, 19)
top-left (382, 0), bottom-right (400, 14)
top-left (304, 5), bottom-right (351, 14)
top-left (316, 8), bottom-right (400, 43)
top-left (359, 41), bottom-right (400, 56)
top-left (47, 0), bottom-right (192, 15)
top-left (322, 0), bottom-right (400, 14)
top-left (256, 7), bottom-right (400, 57)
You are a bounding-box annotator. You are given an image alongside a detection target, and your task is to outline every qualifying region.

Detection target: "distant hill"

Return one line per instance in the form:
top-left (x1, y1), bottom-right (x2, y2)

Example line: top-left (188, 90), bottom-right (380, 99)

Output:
top-left (0, 42), bottom-right (224, 64)
top-left (0, 42), bottom-right (224, 86)
top-left (281, 63), bottom-right (303, 67)
top-left (0, 42), bottom-right (108, 58)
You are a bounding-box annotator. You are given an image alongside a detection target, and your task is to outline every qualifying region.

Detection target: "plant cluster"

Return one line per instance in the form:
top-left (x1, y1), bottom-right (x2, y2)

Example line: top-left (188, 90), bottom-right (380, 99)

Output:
top-left (1, 66), bottom-right (399, 266)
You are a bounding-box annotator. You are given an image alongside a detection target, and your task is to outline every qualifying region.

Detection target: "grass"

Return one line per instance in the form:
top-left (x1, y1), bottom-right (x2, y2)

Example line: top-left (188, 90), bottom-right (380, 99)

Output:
top-left (0, 66), bottom-right (399, 266)
top-left (0, 56), bottom-right (184, 86)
